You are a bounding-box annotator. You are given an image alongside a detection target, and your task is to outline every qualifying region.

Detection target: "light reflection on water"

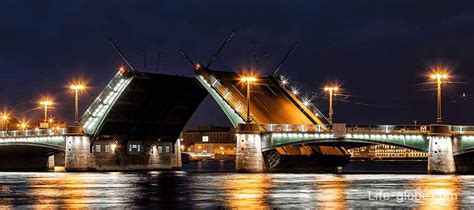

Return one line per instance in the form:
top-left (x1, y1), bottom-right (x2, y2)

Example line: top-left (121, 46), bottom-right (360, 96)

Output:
top-left (0, 172), bottom-right (472, 208)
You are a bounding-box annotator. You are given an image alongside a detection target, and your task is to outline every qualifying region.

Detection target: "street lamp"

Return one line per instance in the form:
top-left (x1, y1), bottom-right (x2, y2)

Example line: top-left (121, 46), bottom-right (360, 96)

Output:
top-left (1, 113), bottom-right (8, 132)
top-left (430, 65), bottom-right (448, 124)
top-left (324, 85), bottom-right (339, 124)
top-left (18, 120), bottom-right (28, 132)
top-left (241, 76), bottom-right (257, 123)
top-left (39, 99), bottom-right (53, 123)
top-left (69, 82), bottom-right (86, 125)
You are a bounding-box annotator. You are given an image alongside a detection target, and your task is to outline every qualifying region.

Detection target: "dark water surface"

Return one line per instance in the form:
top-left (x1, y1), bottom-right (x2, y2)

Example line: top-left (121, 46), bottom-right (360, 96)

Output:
top-left (0, 161), bottom-right (472, 208)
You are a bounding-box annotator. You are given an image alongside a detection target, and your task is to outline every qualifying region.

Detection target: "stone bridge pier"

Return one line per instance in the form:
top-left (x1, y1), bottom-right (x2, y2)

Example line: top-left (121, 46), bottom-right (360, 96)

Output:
top-left (427, 124), bottom-right (455, 174)
top-left (64, 127), bottom-right (96, 171)
top-left (235, 124), bottom-right (264, 172)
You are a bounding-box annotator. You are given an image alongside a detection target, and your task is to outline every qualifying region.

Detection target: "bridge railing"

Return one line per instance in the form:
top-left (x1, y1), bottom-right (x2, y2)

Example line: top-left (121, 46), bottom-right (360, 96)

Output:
top-left (260, 124), bottom-right (327, 132)
top-left (0, 128), bottom-right (67, 138)
top-left (345, 125), bottom-right (423, 134)
top-left (451, 125), bottom-right (474, 135)
top-left (252, 123), bottom-right (474, 135)
top-left (259, 124), bottom-right (426, 134)
top-left (197, 70), bottom-right (257, 123)
top-left (81, 70), bottom-right (133, 136)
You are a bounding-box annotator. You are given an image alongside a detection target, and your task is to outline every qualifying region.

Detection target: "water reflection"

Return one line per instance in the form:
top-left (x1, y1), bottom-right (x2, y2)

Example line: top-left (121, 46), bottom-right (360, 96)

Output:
top-left (316, 175), bottom-right (347, 209)
top-left (220, 174), bottom-right (271, 208)
top-left (27, 172), bottom-right (136, 208)
top-left (414, 176), bottom-right (461, 210)
top-left (0, 172), bottom-right (471, 208)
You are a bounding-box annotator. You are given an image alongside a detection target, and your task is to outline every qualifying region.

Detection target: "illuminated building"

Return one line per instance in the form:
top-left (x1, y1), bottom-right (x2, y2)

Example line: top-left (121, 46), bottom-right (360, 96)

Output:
top-left (181, 125), bottom-right (236, 157)
top-left (349, 145), bottom-right (427, 159)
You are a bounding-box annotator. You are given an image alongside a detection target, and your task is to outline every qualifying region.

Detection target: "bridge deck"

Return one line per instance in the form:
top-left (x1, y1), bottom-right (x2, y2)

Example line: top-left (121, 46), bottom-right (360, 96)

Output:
top-left (82, 70), bottom-right (207, 141)
top-left (211, 70), bottom-right (314, 125)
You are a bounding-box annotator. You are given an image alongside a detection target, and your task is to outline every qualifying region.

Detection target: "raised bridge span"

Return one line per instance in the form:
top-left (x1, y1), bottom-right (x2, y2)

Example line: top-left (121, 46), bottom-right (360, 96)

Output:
top-left (193, 65), bottom-right (474, 173)
top-left (0, 68), bottom-right (207, 171)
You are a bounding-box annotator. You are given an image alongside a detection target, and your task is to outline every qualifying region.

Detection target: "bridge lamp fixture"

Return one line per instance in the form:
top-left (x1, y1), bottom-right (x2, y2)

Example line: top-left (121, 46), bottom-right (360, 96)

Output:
top-left (39, 99), bottom-right (54, 123)
top-left (241, 76), bottom-right (257, 123)
top-left (292, 89), bottom-right (299, 95)
top-left (324, 85), bottom-right (340, 124)
top-left (303, 99), bottom-right (310, 107)
top-left (1, 113), bottom-right (9, 132)
top-left (429, 66), bottom-right (448, 124)
top-left (69, 82), bottom-right (87, 126)
top-left (118, 65), bottom-right (126, 72)
top-left (18, 121), bottom-right (29, 131)
top-left (195, 63), bottom-right (201, 70)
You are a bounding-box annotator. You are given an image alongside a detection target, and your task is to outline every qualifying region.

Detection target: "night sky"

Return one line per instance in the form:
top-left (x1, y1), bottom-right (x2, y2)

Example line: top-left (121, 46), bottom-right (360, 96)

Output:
top-left (1, 0), bottom-right (474, 129)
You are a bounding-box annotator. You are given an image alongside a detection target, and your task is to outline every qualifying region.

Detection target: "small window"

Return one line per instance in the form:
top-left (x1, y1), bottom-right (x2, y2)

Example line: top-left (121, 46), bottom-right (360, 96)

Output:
top-left (95, 144), bottom-right (101, 153)
top-left (105, 145), bottom-right (110, 153)
top-left (165, 146), bottom-right (170, 153)
top-left (129, 143), bottom-right (142, 153)
top-left (158, 146), bottom-right (163, 153)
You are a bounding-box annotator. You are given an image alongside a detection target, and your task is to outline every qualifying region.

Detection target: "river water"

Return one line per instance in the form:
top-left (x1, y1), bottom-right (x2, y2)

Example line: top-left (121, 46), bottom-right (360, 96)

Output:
top-left (0, 161), bottom-right (472, 208)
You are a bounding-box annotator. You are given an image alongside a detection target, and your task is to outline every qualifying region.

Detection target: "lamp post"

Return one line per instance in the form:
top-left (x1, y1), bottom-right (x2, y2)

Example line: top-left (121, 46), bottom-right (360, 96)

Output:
top-left (18, 120), bottom-right (28, 135)
top-left (324, 85), bottom-right (339, 124)
top-left (1, 113), bottom-right (8, 132)
top-left (241, 76), bottom-right (257, 123)
top-left (70, 83), bottom-right (86, 125)
top-left (430, 65), bottom-right (448, 124)
top-left (39, 99), bottom-right (53, 123)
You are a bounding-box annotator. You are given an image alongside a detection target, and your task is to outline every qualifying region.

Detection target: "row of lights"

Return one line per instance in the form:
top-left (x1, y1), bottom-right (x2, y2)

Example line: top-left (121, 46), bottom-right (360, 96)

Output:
top-left (426, 136), bottom-right (451, 141)
top-left (271, 133), bottom-right (333, 139)
top-left (270, 133), bottom-right (424, 141)
top-left (280, 75), bottom-right (339, 123)
top-left (199, 74), bottom-right (246, 124)
top-left (348, 133), bottom-right (424, 140)
top-left (265, 123), bottom-right (324, 132)
top-left (0, 136), bottom-right (64, 143)
top-left (461, 136), bottom-right (474, 140)
top-left (83, 74), bottom-right (132, 134)
top-left (276, 64), bottom-right (450, 125)
top-left (239, 74), bottom-right (338, 125)
top-left (1, 81), bottom-right (87, 132)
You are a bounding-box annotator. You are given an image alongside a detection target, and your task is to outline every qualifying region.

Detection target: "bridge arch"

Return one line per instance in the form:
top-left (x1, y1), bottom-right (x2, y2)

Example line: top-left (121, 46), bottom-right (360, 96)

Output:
top-left (0, 142), bottom-right (64, 152)
top-left (263, 138), bottom-right (427, 152)
top-left (0, 142), bottom-right (65, 171)
top-left (262, 134), bottom-right (429, 152)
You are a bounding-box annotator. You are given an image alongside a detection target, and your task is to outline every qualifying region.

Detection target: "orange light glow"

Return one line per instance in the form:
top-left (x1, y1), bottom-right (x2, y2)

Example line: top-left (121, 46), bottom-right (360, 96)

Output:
top-left (18, 120), bottom-right (29, 130)
top-left (1, 113), bottom-right (8, 121)
top-left (324, 85), bottom-right (339, 92)
top-left (430, 73), bottom-right (448, 80)
top-left (69, 82), bottom-right (87, 91)
top-left (39, 98), bottom-right (54, 106)
top-left (240, 76), bottom-right (257, 82)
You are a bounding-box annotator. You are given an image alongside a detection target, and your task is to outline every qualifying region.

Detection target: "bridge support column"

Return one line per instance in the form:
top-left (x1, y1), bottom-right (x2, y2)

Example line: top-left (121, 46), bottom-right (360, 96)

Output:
top-left (236, 124), bottom-right (264, 172)
top-left (65, 135), bottom-right (96, 171)
top-left (427, 125), bottom-right (455, 174)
